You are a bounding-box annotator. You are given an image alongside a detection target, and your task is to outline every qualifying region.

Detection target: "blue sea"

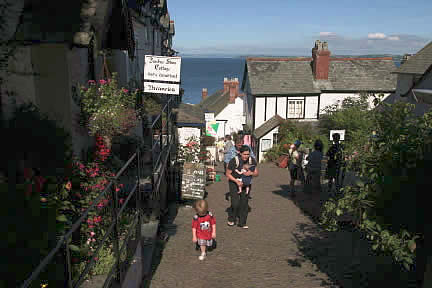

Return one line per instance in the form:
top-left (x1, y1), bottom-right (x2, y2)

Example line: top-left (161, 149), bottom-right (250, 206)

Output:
top-left (180, 57), bottom-right (402, 104)
top-left (180, 58), bottom-right (245, 104)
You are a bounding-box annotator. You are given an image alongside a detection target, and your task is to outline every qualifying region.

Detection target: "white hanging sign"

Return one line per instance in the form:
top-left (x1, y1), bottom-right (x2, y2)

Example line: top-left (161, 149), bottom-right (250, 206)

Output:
top-left (143, 82), bottom-right (180, 95)
top-left (144, 55), bottom-right (181, 83)
top-left (330, 130), bottom-right (345, 141)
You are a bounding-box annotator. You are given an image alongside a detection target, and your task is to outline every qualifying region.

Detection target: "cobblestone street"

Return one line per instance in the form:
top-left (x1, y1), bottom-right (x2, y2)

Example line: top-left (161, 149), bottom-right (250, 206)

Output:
top-left (146, 163), bottom-right (414, 288)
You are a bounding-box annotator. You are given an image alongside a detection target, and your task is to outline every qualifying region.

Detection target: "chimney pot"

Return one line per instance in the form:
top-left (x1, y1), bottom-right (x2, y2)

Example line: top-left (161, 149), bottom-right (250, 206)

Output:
top-left (202, 88), bottom-right (208, 100)
top-left (224, 77), bottom-right (230, 92)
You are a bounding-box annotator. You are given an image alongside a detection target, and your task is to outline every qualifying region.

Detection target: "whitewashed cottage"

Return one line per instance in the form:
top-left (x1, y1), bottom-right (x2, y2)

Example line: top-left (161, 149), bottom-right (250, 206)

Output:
top-left (385, 42), bottom-right (432, 115)
top-left (199, 78), bottom-right (245, 139)
top-left (241, 40), bottom-right (397, 162)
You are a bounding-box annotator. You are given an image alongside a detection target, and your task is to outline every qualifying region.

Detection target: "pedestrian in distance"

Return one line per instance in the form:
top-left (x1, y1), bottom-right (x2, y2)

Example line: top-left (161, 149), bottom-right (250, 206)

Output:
top-left (288, 140), bottom-right (302, 197)
top-left (192, 199), bottom-right (216, 261)
top-left (304, 139), bottom-right (324, 195)
top-left (223, 135), bottom-right (233, 173)
top-left (326, 133), bottom-right (345, 195)
top-left (216, 137), bottom-right (225, 162)
top-left (226, 145), bottom-right (258, 229)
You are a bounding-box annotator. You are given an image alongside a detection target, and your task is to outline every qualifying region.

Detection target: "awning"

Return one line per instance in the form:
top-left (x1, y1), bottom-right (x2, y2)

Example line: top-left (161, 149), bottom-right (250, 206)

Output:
top-left (412, 89), bottom-right (432, 104)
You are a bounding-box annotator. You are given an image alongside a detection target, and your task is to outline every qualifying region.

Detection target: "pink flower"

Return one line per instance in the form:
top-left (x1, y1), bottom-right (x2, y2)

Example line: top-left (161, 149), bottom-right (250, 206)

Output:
top-left (90, 231), bottom-right (95, 237)
top-left (115, 187), bottom-right (120, 192)
top-left (119, 198), bottom-right (125, 205)
top-left (99, 79), bottom-right (107, 85)
top-left (88, 80), bottom-right (96, 84)
top-left (92, 238), bottom-right (96, 242)
top-left (122, 88), bottom-right (129, 93)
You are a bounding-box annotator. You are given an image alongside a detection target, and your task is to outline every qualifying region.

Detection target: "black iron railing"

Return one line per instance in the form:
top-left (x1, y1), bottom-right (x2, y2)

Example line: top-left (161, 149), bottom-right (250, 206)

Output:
top-left (21, 92), bottom-right (180, 288)
top-left (20, 146), bottom-right (150, 288)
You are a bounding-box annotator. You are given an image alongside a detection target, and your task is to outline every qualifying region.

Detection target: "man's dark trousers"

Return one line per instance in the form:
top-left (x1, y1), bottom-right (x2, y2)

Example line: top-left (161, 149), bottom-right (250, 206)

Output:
top-left (227, 181), bottom-right (249, 226)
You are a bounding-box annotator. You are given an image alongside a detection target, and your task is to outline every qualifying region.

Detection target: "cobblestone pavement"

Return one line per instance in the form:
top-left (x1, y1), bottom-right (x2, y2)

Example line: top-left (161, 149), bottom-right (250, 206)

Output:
top-left (147, 163), bottom-right (415, 288)
top-left (148, 163), bottom-right (337, 288)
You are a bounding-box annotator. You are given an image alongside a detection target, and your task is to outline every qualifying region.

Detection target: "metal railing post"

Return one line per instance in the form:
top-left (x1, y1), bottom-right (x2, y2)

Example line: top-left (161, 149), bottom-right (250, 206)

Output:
top-left (111, 184), bottom-right (122, 284)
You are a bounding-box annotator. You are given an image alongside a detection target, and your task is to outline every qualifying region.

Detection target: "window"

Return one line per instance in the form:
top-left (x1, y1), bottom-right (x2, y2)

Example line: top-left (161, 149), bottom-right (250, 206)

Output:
top-left (261, 139), bottom-right (271, 151)
top-left (288, 100), bottom-right (304, 118)
top-left (273, 133), bottom-right (279, 146)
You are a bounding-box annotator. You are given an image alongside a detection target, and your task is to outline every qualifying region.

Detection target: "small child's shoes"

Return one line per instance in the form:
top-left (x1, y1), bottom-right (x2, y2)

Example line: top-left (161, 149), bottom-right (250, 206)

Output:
top-left (198, 253), bottom-right (206, 261)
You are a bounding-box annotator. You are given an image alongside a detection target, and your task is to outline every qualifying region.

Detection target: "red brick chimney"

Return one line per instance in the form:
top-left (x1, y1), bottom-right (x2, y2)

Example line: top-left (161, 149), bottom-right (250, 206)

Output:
top-left (312, 40), bottom-right (331, 80)
top-left (224, 77), bottom-right (230, 92)
top-left (202, 88), bottom-right (208, 100)
top-left (229, 78), bottom-right (239, 103)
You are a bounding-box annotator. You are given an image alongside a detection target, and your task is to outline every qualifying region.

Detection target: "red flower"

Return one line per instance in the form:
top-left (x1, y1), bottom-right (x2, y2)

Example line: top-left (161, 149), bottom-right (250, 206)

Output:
top-left (88, 80), bottom-right (96, 85)
top-left (87, 218), bottom-right (93, 224)
top-left (115, 187), bottom-right (120, 192)
top-left (34, 176), bottom-right (46, 193)
top-left (93, 216), bottom-right (102, 223)
top-left (99, 79), bottom-right (107, 85)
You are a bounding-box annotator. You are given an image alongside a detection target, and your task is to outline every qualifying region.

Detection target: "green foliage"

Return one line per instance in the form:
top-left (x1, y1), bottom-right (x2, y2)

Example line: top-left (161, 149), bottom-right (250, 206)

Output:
top-left (318, 94), bottom-right (375, 153)
top-left (319, 96), bottom-right (431, 271)
top-left (263, 119), bottom-right (329, 162)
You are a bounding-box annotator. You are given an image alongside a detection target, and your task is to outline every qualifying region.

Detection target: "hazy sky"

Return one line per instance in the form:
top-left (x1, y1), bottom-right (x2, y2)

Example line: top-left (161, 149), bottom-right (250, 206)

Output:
top-left (168, 0), bottom-right (432, 56)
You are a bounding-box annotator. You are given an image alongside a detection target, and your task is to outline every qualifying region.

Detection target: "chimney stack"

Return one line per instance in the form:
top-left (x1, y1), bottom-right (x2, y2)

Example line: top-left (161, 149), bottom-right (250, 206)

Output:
top-left (202, 88), bottom-right (208, 100)
top-left (229, 77), bottom-right (239, 103)
top-left (312, 40), bottom-right (331, 80)
top-left (223, 77), bottom-right (230, 92)
top-left (401, 54), bottom-right (413, 65)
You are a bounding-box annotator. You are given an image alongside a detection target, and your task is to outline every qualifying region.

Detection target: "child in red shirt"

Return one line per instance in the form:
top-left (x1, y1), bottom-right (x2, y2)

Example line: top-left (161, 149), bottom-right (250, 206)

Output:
top-left (192, 199), bottom-right (216, 260)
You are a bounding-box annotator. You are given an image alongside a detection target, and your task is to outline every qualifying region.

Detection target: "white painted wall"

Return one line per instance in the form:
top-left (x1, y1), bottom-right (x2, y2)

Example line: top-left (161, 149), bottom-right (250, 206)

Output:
top-left (216, 96), bottom-right (244, 136)
top-left (277, 97), bottom-right (287, 118)
top-left (305, 96), bottom-right (319, 118)
top-left (266, 97), bottom-right (276, 120)
top-left (319, 92), bottom-right (391, 114)
top-left (254, 97), bottom-right (266, 128)
top-left (258, 126), bottom-right (278, 163)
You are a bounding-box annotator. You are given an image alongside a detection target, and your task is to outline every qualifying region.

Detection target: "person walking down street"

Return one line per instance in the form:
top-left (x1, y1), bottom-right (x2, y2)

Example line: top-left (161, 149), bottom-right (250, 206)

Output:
top-left (288, 140), bottom-right (302, 197)
top-left (192, 199), bottom-right (216, 261)
top-left (216, 137), bottom-right (225, 162)
top-left (326, 133), bottom-right (345, 195)
top-left (226, 145), bottom-right (258, 229)
top-left (223, 135), bottom-right (233, 173)
top-left (304, 139), bottom-right (324, 195)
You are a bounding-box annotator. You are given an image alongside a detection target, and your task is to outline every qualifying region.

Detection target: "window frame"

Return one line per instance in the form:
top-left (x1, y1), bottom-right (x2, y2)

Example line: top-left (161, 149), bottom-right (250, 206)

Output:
top-left (287, 99), bottom-right (304, 119)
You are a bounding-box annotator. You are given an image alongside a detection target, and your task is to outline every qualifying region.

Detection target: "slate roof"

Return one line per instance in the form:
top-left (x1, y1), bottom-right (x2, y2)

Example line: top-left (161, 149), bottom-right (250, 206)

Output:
top-left (253, 115), bottom-right (284, 139)
top-left (199, 89), bottom-right (231, 116)
top-left (393, 42), bottom-right (432, 75)
top-left (244, 57), bottom-right (397, 95)
top-left (174, 103), bottom-right (204, 125)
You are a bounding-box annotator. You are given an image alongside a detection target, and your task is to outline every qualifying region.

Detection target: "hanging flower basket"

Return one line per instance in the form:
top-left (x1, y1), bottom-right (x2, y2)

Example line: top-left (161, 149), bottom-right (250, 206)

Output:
top-left (79, 73), bottom-right (142, 138)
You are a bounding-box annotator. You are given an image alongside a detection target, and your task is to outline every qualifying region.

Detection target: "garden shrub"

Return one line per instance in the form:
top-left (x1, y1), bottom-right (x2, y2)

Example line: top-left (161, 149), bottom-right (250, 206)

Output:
top-left (0, 102), bottom-right (72, 287)
top-left (319, 98), bottom-right (432, 271)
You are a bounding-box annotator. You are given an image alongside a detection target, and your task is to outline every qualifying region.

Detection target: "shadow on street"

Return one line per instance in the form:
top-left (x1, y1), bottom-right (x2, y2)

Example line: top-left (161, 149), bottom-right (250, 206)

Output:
top-left (273, 183), bottom-right (417, 288)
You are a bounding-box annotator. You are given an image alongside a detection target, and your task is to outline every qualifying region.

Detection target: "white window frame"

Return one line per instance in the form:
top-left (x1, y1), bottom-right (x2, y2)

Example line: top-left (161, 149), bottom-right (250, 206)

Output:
top-left (287, 100), bottom-right (304, 118)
